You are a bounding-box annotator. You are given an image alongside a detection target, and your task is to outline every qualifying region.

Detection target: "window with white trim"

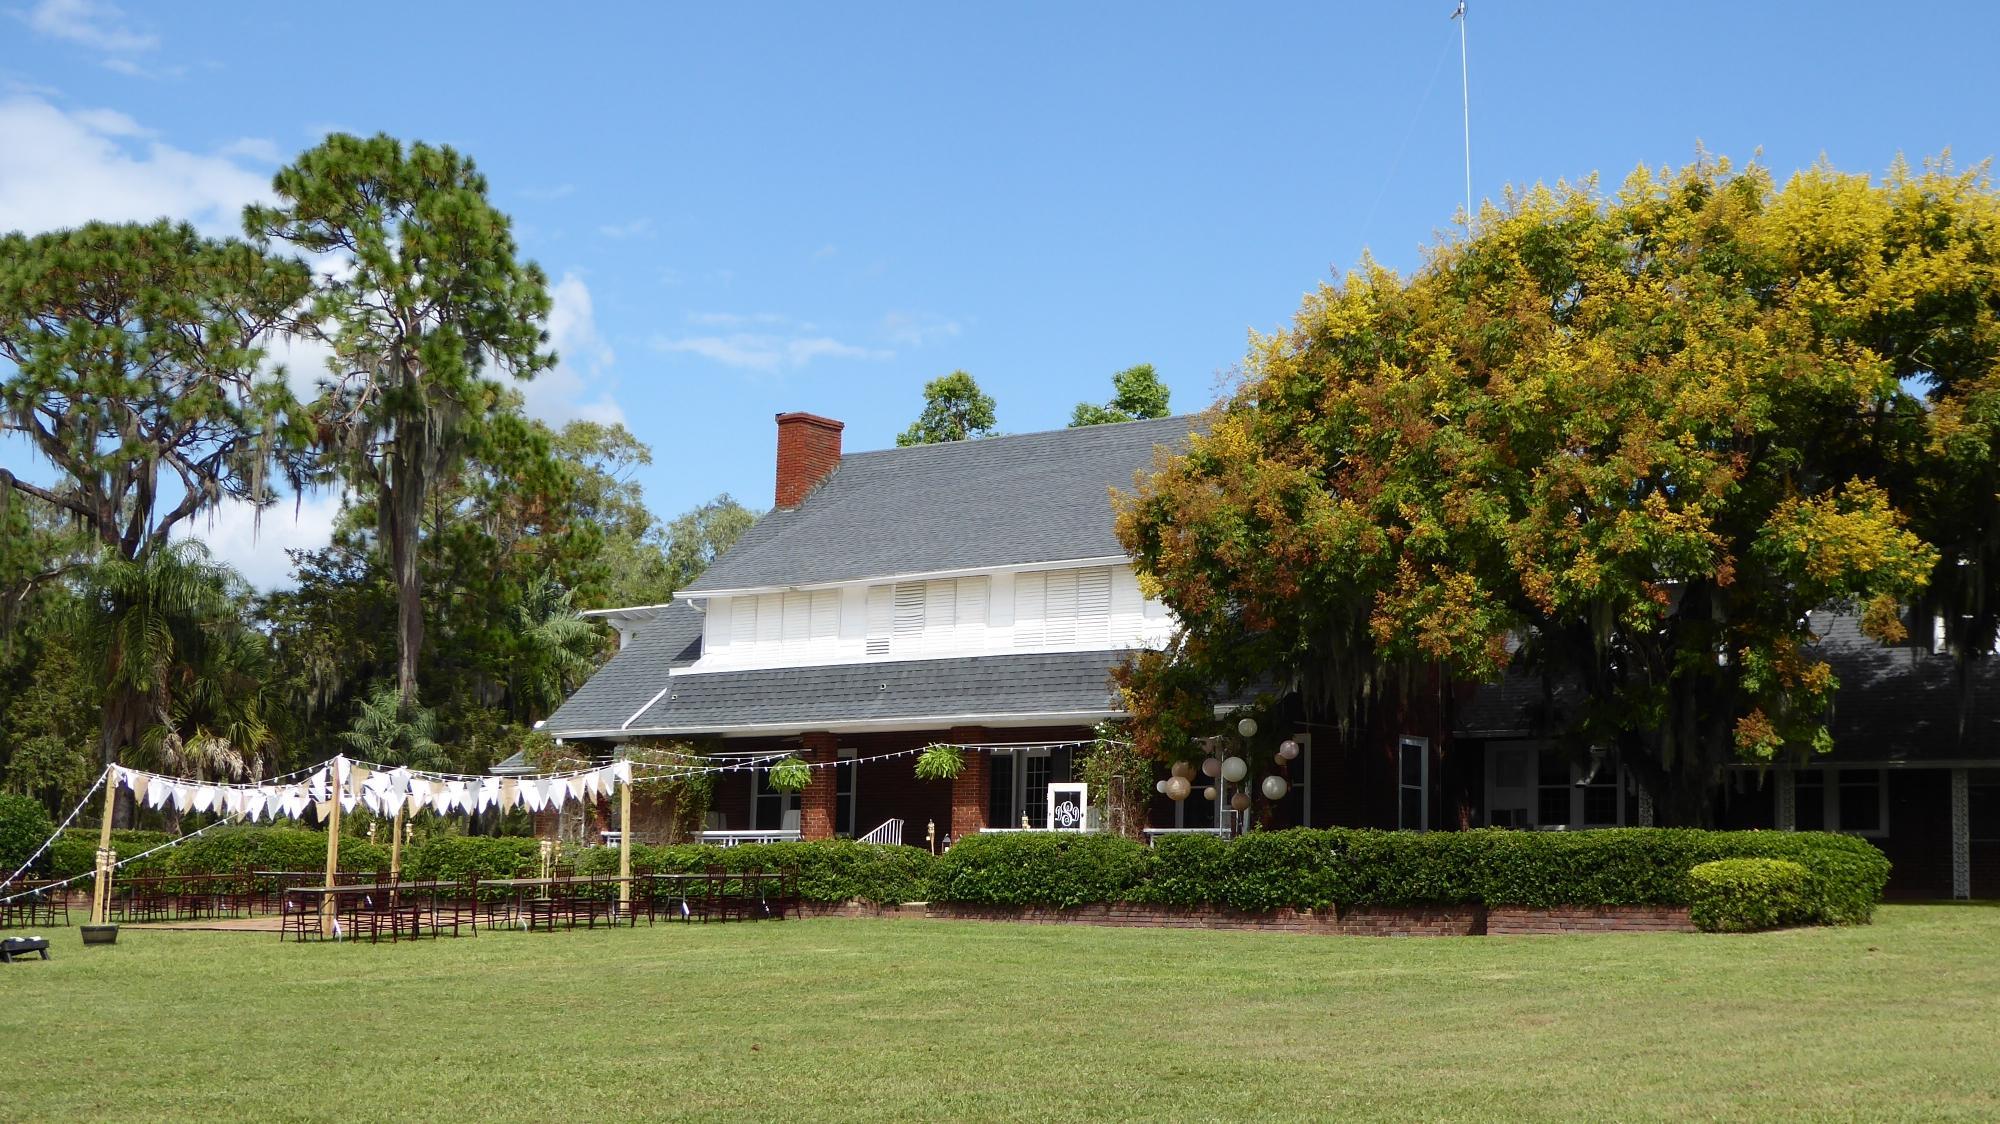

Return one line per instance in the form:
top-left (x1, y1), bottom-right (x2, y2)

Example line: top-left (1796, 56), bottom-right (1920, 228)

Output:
top-left (865, 576), bottom-right (989, 658)
top-left (1398, 736), bottom-right (1429, 831)
top-left (1792, 768), bottom-right (1888, 838)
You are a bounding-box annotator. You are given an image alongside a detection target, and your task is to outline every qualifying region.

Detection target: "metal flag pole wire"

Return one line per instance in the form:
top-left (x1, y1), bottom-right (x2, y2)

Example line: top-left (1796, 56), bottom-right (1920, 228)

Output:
top-left (1453, 0), bottom-right (1473, 225)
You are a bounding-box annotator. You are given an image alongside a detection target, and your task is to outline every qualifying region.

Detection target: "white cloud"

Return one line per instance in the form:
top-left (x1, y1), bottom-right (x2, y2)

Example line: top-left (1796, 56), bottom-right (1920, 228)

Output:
top-left (651, 331), bottom-right (892, 373)
top-left (0, 94), bottom-right (272, 235)
top-left (597, 217), bottom-right (654, 240)
top-left (173, 490), bottom-right (345, 591)
top-left (516, 271), bottom-right (625, 426)
top-left (21, 0), bottom-right (157, 53)
top-left (521, 183), bottom-right (574, 201)
top-left (882, 311), bottom-right (961, 348)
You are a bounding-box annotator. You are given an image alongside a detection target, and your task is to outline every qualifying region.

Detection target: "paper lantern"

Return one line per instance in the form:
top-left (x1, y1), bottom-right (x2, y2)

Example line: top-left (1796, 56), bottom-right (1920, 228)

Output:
top-left (1155, 780), bottom-right (1169, 794)
top-left (1261, 775), bottom-right (1290, 801)
top-left (1278, 739), bottom-right (1300, 760)
top-left (1202, 786), bottom-right (1218, 802)
top-left (1237, 717), bottom-right (1259, 738)
top-left (1221, 756), bottom-right (1248, 783)
top-left (1171, 761), bottom-right (1193, 780)
top-left (1165, 776), bottom-right (1192, 802)
top-left (1229, 792), bottom-right (1251, 812)
top-left (1200, 756), bottom-right (1221, 778)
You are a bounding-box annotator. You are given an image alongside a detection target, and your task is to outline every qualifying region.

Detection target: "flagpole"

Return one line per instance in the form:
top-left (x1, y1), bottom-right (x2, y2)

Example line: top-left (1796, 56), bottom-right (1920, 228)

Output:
top-left (1454, 1), bottom-right (1473, 224)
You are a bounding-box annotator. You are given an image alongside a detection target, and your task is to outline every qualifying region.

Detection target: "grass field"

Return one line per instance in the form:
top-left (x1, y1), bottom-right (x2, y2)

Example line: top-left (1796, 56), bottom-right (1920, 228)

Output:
top-left (2, 905), bottom-right (1996, 1121)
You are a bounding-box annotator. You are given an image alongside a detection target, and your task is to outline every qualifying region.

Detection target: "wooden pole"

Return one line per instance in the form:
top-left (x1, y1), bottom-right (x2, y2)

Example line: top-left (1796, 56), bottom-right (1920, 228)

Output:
top-left (91, 766), bottom-right (117, 925)
top-left (618, 766), bottom-right (633, 917)
top-left (389, 801), bottom-right (405, 883)
top-left (322, 756), bottom-right (344, 934)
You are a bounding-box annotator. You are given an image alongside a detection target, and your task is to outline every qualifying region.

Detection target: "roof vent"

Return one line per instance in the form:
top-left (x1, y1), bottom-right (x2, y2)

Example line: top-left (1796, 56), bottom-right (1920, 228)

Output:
top-left (774, 412), bottom-right (844, 508)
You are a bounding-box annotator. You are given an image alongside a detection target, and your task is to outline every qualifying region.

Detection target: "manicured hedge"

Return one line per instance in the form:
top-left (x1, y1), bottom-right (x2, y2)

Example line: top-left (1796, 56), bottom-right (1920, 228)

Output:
top-left (933, 828), bottom-right (1891, 926)
top-left (47, 829), bottom-right (177, 879)
top-left (402, 836), bottom-right (543, 885)
top-left (575, 840), bottom-right (938, 906)
top-left (0, 794), bottom-right (56, 876)
top-left (1688, 858), bottom-right (1812, 932)
top-left (170, 826), bottom-right (389, 879)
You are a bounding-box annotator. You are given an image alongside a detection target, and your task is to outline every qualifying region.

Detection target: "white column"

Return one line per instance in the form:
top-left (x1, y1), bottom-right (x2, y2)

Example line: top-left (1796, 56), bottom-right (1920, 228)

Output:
top-left (1951, 768), bottom-right (1971, 901)
top-left (1776, 768), bottom-right (1796, 832)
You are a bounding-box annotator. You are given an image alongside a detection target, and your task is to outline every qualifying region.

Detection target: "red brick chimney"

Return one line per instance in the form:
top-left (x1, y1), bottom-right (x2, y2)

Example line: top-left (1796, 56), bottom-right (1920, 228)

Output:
top-left (774, 412), bottom-right (844, 508)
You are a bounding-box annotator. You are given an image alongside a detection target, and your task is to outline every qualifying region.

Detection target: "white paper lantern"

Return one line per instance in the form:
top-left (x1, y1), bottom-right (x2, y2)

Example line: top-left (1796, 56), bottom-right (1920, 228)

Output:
top-left (1200, 756), bottom-right (1221, 778)
top-left (1155, 779), bottom-right (1170, 794)
top-left (1202, 786), bottom-right (1218, 802)
top-left (1220, 756), bottom-right (1248, 783)
top-left (1261, 775), bottom-right (1290, 801)
top-left (1278, 739), bottom-right (1300, 760)
top-left (1229, 791), bottom-right (1251, 812)
top-left (1237, 717), bottom-right (1259, 738)
top-left (1164, 776), bottom-right (1192, 802)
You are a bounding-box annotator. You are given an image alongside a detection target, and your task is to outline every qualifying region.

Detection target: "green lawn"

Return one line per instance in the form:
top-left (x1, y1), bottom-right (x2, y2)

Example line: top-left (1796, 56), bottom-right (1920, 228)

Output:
top-left (3, 906), bottom-right (1996, 1121)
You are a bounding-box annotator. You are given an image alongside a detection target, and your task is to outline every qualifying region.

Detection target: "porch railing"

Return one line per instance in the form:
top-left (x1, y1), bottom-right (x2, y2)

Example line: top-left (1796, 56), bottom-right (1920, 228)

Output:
top-left (857, 819), bottom-right (903, 846)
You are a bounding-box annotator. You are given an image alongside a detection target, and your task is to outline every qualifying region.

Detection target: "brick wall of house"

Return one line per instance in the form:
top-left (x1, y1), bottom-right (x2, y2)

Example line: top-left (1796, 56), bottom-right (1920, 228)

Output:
top-left (799, 732), bottom-right (840, 841)
top-left (1484, 905), bottom-right (1695, 934)
top-left (947, 725), bottom-right (991, 840)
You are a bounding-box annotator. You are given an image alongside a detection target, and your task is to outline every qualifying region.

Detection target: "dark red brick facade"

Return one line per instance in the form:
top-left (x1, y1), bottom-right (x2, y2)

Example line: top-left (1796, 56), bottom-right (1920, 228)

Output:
top-left (798, 732), bottom-right (840, 841)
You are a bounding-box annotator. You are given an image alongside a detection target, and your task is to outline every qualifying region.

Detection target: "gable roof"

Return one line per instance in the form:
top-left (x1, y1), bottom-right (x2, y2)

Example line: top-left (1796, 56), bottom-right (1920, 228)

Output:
top-left (682, 413), bottom-right (1202, 593)
top-left (541, 601), bottom-right (704, 736)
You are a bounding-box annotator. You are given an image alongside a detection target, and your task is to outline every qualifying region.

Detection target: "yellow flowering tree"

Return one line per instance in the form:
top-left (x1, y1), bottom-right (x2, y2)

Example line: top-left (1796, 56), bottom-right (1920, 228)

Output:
top-left (1116, 156), bottom-right (1963, 823)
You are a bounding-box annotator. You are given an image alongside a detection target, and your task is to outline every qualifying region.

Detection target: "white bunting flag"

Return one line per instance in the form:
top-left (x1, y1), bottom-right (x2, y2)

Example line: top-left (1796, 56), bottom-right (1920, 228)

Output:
top-left (612, 760), bottom-right (632, 787)
top-left (192, 785), bottom-right (216, 814)
top-left (478, 777), bottom-right (500, 813)
top-left (308, 769), bottom-right (329, 803)
top-left (564, 776), bottom-right (583, 806)
top-left (283, 788), bottom-right (309, 821)
top-left (580, 770), bottom-right (600, 803)
top-left (499, 777), bottom-right (519, 813)
top-left (130, 773), bottom-right (151, 807)
top-left (171, 782), bottom-right (194, 813)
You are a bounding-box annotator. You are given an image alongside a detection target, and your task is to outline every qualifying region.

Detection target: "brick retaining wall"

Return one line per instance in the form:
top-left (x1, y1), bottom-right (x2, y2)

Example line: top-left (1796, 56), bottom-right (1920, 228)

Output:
top-left (912, 901), bottom-right (1693, 936)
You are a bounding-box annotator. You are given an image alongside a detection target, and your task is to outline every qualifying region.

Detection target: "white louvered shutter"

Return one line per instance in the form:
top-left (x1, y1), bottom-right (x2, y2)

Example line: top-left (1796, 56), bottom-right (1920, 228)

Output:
top-left (729, 596), bottom-right (758, 649)
top-left (956, 576), bottom-right (989, 649)
top-left (781, 591), bottom-right (811, 654)
top-left (810, 589), bottom-right (840, 646)
top-left (892, 582), bottom-right (926, 655)
top-left (1075, 567), bottom-right (1112, 647)
top-left (866, 585), bottom-right (892, 656)
top-left (1014, 572), bottom-right (1046, 648)
top-left (1043, 569), bottom-right (1078, 646)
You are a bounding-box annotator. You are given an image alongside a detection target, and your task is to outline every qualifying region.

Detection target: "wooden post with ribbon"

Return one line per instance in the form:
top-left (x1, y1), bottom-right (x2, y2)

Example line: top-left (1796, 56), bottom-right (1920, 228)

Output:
top-left (91, 766), bottom-right (117, 925)
top-left (321, 756), bottom-right (344, 934)
top-left (618, 761), bottom-right (633, 918)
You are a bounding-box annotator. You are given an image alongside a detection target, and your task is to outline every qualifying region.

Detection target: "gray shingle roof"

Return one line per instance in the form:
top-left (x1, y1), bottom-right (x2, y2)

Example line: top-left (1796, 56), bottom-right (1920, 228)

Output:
top-left (682, 414), bottom-right (1202, 592)
top-left (542, 601), bottom-right (704, 736)
top-left (1453, 612), bottom-right (2000, 761)
top-left (550, 650), bottom-right (1132, 739)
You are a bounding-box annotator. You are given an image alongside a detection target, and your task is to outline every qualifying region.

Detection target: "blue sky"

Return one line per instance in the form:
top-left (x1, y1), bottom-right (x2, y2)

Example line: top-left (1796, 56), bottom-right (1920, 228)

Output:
top-left (4, 1), bottom-right (1998, 588)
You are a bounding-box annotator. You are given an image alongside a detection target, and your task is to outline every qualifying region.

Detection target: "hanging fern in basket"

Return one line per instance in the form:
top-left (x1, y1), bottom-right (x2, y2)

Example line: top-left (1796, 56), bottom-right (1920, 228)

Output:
top-left (914, 743), bottom-right (964, 781)
top-left (768, 756), bottom-right (812, 792)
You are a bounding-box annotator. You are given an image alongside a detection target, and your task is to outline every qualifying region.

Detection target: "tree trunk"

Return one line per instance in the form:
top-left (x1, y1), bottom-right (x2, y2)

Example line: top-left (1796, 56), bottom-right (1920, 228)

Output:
top-left (388, 450), bottom-right (426, 709)
top-left (98, 683), bottom-right (147, 828)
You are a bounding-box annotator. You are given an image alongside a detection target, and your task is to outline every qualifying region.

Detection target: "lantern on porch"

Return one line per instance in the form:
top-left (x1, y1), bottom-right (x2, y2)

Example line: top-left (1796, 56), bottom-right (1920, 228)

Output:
top-left (1229, 791), bottom-right (1251, 812)
top-left (1164, 776), bottom-right (1192, 802)
top-left (1170, 761), bottom-right (1194, 780)
top-left (1155, 780), bottom-right (1170, 795)
top-left (1220, 756), bottom-right (1248, 783)
top-left (1237, 717), bottom-right (1258, 738)
top-left (1278, 739), bottom-right (1300, 761)
top-left (1261, 775), bottom-right (1290, 801)
top-left (1202, 786), bottom-right (1217, 802)
top-left (1200, 756), bottom-right (1221, 778)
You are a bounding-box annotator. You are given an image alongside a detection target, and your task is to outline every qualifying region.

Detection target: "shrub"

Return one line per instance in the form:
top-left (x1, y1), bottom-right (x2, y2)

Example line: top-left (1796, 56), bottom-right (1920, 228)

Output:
top-left (932, 832), bottom-right (1152, 908)
top-left (0, 794), bottom-right (57, 876)
top-left (572, 839), bottom-right (938, 906)
top-left (402, 836), bottom-right (542, 885)
top-left (168, 827), bottom-right (389, 878)
top-left (1688, 858), bottom-right (1812, 932)
top-left (932, 827), bottom-right (1889, 927)
top-left (47, 829), bottom-right (176, 879)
